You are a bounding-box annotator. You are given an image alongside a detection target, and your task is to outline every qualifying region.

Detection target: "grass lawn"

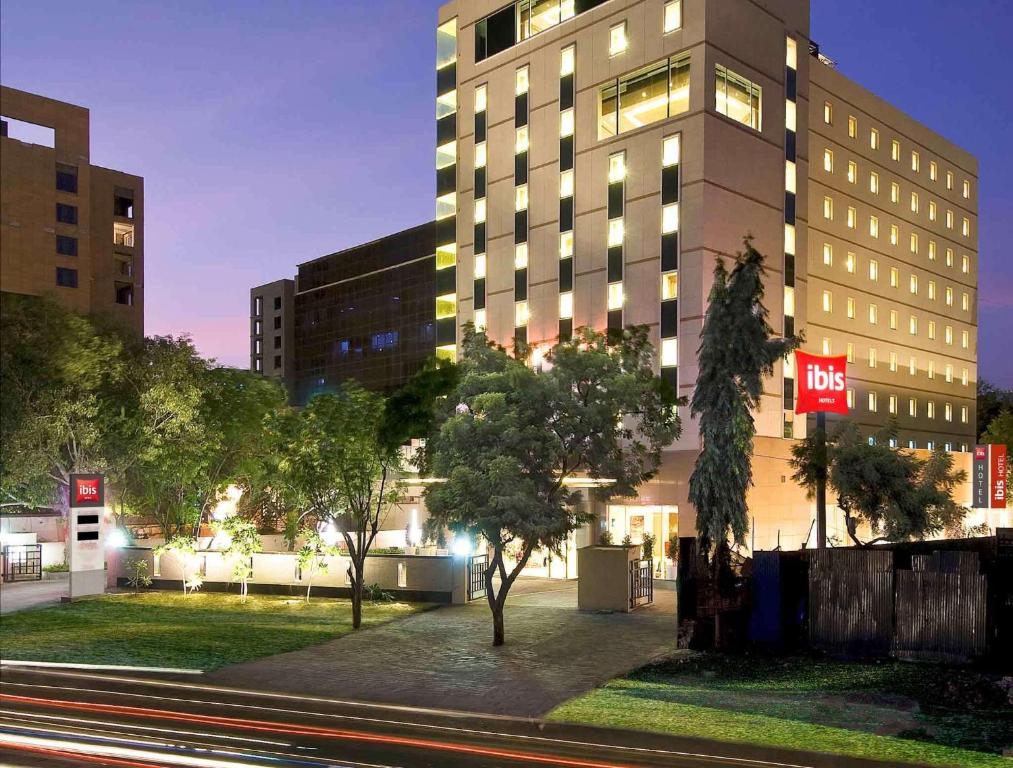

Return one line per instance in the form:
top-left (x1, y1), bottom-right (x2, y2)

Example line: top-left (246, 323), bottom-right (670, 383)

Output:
top-left (548, 654), bottom-right (1013, 768)
top-left (0, 591), bottom-right (430, 671)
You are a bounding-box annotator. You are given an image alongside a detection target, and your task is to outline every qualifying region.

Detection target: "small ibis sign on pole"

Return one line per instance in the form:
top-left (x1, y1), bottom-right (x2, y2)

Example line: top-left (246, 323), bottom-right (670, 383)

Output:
top-left (68, 473), bottom-right (107, 598)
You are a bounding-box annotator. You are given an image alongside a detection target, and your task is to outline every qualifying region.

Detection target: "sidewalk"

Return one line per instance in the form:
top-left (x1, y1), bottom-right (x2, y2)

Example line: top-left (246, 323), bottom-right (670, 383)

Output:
top-left (210, 578), bottom-right (680, 717)
top-left (0, 578), bottom-right (68, 615)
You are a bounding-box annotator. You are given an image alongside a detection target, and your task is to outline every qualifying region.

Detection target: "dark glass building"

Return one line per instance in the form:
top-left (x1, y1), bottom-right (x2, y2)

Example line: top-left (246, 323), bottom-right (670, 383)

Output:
top-left (289, 222), bottom-right (436, 403)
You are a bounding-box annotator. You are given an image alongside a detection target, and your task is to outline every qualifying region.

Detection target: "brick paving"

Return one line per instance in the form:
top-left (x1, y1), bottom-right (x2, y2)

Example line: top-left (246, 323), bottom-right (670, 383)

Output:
top-left (209, 578), bottom-right (679, 717)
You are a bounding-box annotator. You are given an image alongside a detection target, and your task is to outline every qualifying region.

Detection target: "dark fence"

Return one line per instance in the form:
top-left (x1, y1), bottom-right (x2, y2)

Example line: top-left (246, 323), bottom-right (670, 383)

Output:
top-left (807, 549), bottom-right (894, 657)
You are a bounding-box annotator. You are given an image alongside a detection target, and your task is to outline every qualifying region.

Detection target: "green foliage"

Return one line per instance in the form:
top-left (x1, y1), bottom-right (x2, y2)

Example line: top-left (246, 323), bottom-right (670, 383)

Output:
top-left (276, 382), bottom-right (403, 627)
top-left (690, 239), bottom-right (800, 551)
top-left (976, 380), bottom-right (1013, 442)
top-left (42, 562), bottom-right (69, 573)
top-left (981, 409), bottom-right (1013, 508)
top-left (423, 325), bottom-right (680, 644)
top-left (125, 558), bottom-right (152, 594)
top-left (378, 357), bottom-right (459, 453)
top-left (621, 534), bottom-right (633, 546)
top-left (216, 516), bottom-right (262, 600)
top-left (641, 532), bottom-right (656, 559)
top-left (296, 528), bottom-right (336, 602)
top-left (155, 535), bottom-right (199, 595)
top-left (364, 583), bottom-right (394, 603)
top-left (598, 529), bottom-right (614, 546)
top-left (793, 422), bottom-right (969, 545)
top-left (667, 534), bottom-right (679, 563)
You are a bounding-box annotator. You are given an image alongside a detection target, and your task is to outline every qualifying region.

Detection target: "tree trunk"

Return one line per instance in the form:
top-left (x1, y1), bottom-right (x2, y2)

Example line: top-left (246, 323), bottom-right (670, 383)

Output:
top-left (350, 561), bottom-right (363, 628)
top-left (491, 599), bottom-right (506, 646)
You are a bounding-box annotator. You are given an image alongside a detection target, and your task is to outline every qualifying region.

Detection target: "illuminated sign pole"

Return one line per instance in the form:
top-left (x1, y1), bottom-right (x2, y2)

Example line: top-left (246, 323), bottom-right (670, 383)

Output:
top-left (794, 352), bottom-right (850, 549)
top-left (974, 444), bottom-right (1008, 509)
top-left (68, 473), bottom-right (107, 598)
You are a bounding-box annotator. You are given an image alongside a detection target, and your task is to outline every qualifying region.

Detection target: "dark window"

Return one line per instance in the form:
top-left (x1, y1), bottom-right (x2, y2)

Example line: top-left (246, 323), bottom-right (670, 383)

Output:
top-left (559, 135), bottom-right (574, 171)
top-left (514, 152), bottom-right (528, 184)
top-left (115, 282), bottom-right (133, 305)
top-left (274, 335), bottom-right (282, 349)
top-left (560, 197), bottom-right (574, 231)
top-left (56, 203), bottom-right (78, 224)
top-left (113, 194), bottom-right (134, 218)
top-left (608, 182), bottom-right (624, 219)
top-left (661, 166), bottom-right (680, 205)
top-left (607, 247), bottom-right (623, 283)
top-left (475, 5), bottom-right (515, 62)
top-left (56, 235), bottom-right (78, 256)
top-left (56, 267), bottom-right (78, 288)
top-left (515, 93), bottom-right (528, 126)
top-left (474, 278), bottom-right (486, 310)
top-left (274, 296), bottom-right (282, 311)
top-left (559, 318), bottom-right (573, 341)
top-left (514, 268), bottom-right (527, 300)
top-left (56, 164), bottom-right (77, 193)
top-left (273, 316), bottom-right (281, 330)
top-left (437, 62), bottom-right (456, 95)
top-left (274, 355), bottom-right (282, 369)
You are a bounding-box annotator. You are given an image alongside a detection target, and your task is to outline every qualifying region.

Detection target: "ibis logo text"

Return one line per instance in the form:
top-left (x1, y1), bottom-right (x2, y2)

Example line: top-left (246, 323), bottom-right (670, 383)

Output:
top-left (795, 351), bottom-right (850, 415)
top-left (70, 474), bottom-right (105, 508)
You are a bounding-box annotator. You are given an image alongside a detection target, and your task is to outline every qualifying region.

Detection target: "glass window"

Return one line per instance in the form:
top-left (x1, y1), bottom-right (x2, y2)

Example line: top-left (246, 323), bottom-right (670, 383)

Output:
top-left (618, 61), bottom-right (669, 134)
top-left (823, 243), bottom-right (833, 266)
top-left (890, 224), bottom-right (898, 245)
top-left (911, 151), bottom-right (920, 172)
top-left (823, 196), bottom-right (833, 219)
top-left (514, 243), bottom-right (528, 269)
top-left (664, 0), bottom-right (682, 33)
top-left (662, 134), bottom-right (681, 167)
top-left (870, 128), bottom-right (879, 150)
top-left (475, 142), bottom-right (487, 169)
top-left (870, 171), bottom-right (879, 194)
top-left (823, 148), bottom-right (833, 173)
top-left (560, 108), bottom-right (574, 138)
top-left (516, 66), bottom-right (529, 96)
top-left (785, 99), bottom-right (796, 131)
top-left (436, 20), bottom-right (457, 70)
top-left (560, 231), bottom-right (574, 258)
top-left (475, 84), bottom-right (487, 113)
top-left (561, 45), bottom-right (575, 77)
top-left (662, 272), bottom-right (679, 300)
top-left (436, 191), bottom-right (456, 220)
top-left (891, 139), bottom-right (900, 161)
top-left (822, 290), bottom-right (832, 313)
top-left (609, 22), bottom-right (628, 56)
top-left (436, 293), bottom-right (457, 319)
top-left (559, 291), bottom-right (574, 319)
top-left (436, 90), bottom-right (457, 119)
top-left (475, 254), bottom-right (486, 279)
top-left (662, 203), bottom-right (679, 234)
top-left (661, 337), bottom-right (678, 367)
top-left (436, 243), bottom-right (457, 269)
top-left (521, 0), bottom-right (562, 38)
top-left (474, 198), bottom-right (486, 224)
top-left (946, 171), bottom-right (954, 189)
top-left (869, 259), bottom-right (878, 280)
top-left (785, 161), bottom-right (797, 193)
top-left (560, 169), bottom-right (574, 198)
top-left (784, 224), bottom-right (795, 255)
top-left (55, 266), bottom-right (78, 288)
top-left (607, 282), bottom-right (624, 310)
top-left (786, 37), bottom-right (797, 69)
top-left (846, 252), bottom-right (855, 273)
top-left (608, 152), bottom-right (626, 183)
top-left (848, 161), bottom-right (857, 184)
top-left (823, 101), bottom-right (832, 124)
top-left (608, 218), bottom-right (624, 247)
top-left (963, 180), bottom-right (971, 199)
top-left (436, 141), bottom-right (456, 169)
top-left (848, 115), bottom-right (857, 138)
top-left (715, 64), bottom-right (762, 130)
top-left (930, 161), bottom-right (938, 181)
top-left (515, 184), bottom-right (528, 211)
top-left (515, 301), bottom-right (529, 327)
top-left (516, 125), bottom-right (529, 154)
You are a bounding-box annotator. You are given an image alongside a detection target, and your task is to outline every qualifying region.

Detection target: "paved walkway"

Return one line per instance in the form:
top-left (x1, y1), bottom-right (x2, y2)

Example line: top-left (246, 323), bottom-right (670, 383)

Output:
top-left (0, 579), bottom-right (68, 615)
top-left (210, 579), bottom-right (679, 717)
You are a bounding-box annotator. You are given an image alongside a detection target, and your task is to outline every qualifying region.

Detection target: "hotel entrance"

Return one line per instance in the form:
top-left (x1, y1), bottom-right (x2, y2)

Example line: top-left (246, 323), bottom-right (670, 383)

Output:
top-left (606, 504), bottom-right (678, 580)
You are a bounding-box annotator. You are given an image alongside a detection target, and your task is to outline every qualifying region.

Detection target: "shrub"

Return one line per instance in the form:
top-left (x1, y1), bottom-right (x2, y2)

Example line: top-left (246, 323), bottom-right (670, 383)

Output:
top-left (125, 558), bottom-right (152, 595)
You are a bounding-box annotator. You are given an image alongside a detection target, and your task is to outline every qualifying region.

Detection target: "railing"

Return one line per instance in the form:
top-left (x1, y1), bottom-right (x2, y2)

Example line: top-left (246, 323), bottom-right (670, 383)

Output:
top-left (630, 557), bottom-right (653, 609)
top-left (468, 553), bottom-right (488, 601)
top-left (2, 544), bottom-right (43, 582)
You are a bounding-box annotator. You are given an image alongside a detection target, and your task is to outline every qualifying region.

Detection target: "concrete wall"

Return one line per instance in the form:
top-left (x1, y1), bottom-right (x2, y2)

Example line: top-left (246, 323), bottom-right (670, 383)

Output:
top-left (110, 547), bottom-right (469, 604)
top-left (577, 544), bottom-right (640, 612)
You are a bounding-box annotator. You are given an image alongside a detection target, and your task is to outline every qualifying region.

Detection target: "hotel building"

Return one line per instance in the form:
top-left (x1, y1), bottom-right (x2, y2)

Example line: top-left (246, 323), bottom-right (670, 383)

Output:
top-left (433, 0), bottom-right (979, 552)
top-left (1, 86), bottom-right (144, 334)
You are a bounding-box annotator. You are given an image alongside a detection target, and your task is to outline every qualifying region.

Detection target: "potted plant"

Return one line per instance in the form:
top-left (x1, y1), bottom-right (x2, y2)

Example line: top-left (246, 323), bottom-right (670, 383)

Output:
top-left (666, 533), bottom-right (679, 581)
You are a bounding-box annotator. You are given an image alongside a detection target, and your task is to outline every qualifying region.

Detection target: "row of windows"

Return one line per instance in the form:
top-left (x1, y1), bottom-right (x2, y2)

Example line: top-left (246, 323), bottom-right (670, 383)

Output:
top-left (822, 100), bottom-right (972, 200)
top-left (819, 292), bottom-right (971, 347)
top-left (821, 194), bottom-right (972, 242)
top-left (848, 389), bottom-right (969, 425)
top-left (813, 336), bottom-right (971, 386)
top-left (820, 150), bottom-right (973, 238)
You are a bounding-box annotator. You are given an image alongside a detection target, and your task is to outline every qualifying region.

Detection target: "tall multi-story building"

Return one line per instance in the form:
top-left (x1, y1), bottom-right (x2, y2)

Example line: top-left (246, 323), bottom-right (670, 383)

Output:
top-left (433, 0), bottom-right (978, 551)
top-left (250, 222), bottom-right (437, 402)
top-left (1, 86), bottom-right (144, 333)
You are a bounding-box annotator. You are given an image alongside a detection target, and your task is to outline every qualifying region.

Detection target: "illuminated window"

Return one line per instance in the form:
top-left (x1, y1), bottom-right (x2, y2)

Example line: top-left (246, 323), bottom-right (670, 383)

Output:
top-left (559, 291), bottom-right (574, 320)
top-left (848, 115), bottom-right (857, 138)
top-left (963, 180), bottom-right (970, 199)
top-left (474, 254), bottom-right (486, 279)
top-left (870, 128), bottom-right (880, 150)
top-left (846, 252), bottom-right (856, 274)
top-left (436, 243), bottom-right (457, 269)
top-left (560, 169), bottom-right (574, 198)
top-left (911, 191), bottom-right (919, 213)
top-left (436, 191), bottom-right (456, 220)
top-left (847, 296), bottom-right (856, 319)
top-left (475, 84), bottom-right (487, 113)
top-left (662, 203), bottom-right (680, 234)
top-left (560, 231), bottom-right (573, 258)
top-left (608, 218), bottom-right (624, 247)
top-left (515, 184), bottom-right (528, 211)
top-left (783, 285), bottom-right (794, 316)
top-left (514, 243), bottom-right (528, 269)
top-left (474, 309), bottom-right (486, 331)
top-left (945, 364), bottom-right (953, 383)
top-left (961, 330), bottom-right (969, 349)
top-left (822, 290), bottom-right (832, 313)
top-left (946, 209), bottom-right (954, 229)
top-left (869, 392), bottom-right (878, 412)
top-left (437, 90), bottom-right (457, 119)
top-left (911, 151), bottom-right (920, 172)
top-left (661, 337), bottom-right (678, 367)
top-left (436, 19), bottom-right (457, 70)
top-left (515, 301), bottom-right (529, 327)
top-left (436, 293), bottom-right (457, 319)
top-left (785, 100), bottom-right (796, 131)
top-left (961, 291), bottom-right (969, 311)
top-left (662, 272), bottom-right (679, 300)
top-left (436, 345), bottom-right (456, 362)
top-left (609, 22), bottom-right (628, 56)
top-left (664, 0), bottom-right (682, 33)
top-left (910, 398), bottom-right (918, 417)
top-left (823, 243), bottom-right (833, 266)
top-left (847, 389), bottom-right (856, 408)
top-left (928, 360), bottom-right (935, 379)
top-left (475, 142), bottom-right (487, 169)
top-left (560, 108), bottom-right (574, 138)
top-left (961, 254), bottom-right (968, 273)
top-left (910, 315), bottom-right (918, 335)
top-left (823, 196), bottom-right (833, 219)
top-left (784, 224), bottom-right (796, 255)
top-left (436, 141), bottom-right (456, 170)
top-left (891, 139), bottom-right (900, 161)
top-left (516, 66), bottom-right (530, 96)
top-left (823, 148), bottom-right (834, 173)
top-left (928, 402), bottom-right (936, 419)
top-left (869, 304), bottom-right (878, 325)
top-left (910, 274), bottom-right (918, 294)
top-left (891, 182), bottom-right (900, 204)
top-left (599, 55), bottom-right (690, 138)
top-left (474, 198), bottom-right (486, 224)
top-left (716, 64), bottom-right (762, 130)
top-left (848, 160), bottom-right (857, 184)
top-left (662, 134), bottom-right (681, 167)
top-left (608, 152), bottom-right (626, 183)
top-left (889, 309), bottom-right (898, 330)
top-left (868, 258), bottom-right (878, 280)
top-left (889, 224), bottom-right (898, 245)
top-left (947, 248), bottom-right (954, 267)
top-left (962, 217), bottom-right (970, 237)
top-left (942, 284), bottom-right (950, 305)
top-left (930, 161), bottom-right (938, 181)
top-left (889, 395), bottom-right (898, 414)
top-left (929, 241), bottom-right (937, 260)
top-left (823, 101), bottom-right (832, 124)
top-left (910, 357), bottom-right (917, 376)
top-left (846, 343), bottom-right (855, 363)
top-left (607, 281), bottom-right (624, 310)
top-left (929, 201), bottom-right (936, 221)
top-left (911, 234), bottom-right (920, 258)
top-left (867, 213), bottom-right (876, 236)
top-left (928, 320), bottom-right (936, 340)
top-left (961, 406), bottom-right (969, 423)
top-left (516, 125), bottom-right (529, 154)
top-left (929, 280), bottom-right (937, 300)
top-left (890, 267), bottom-right (899, 288)
top-left (785, 160), bottom-right (797, 193)
top-left (822, 338), bottom-right (832, 355)
top-left (946, 171), bottom-right (954, 190)
top-left (561, 45), bottom-right (575, 77)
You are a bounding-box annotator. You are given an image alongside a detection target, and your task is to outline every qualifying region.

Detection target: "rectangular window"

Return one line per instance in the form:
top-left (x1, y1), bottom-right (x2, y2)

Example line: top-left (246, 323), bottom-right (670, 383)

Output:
top-left (890, 224), bottom-right (898, 245)
top-left (609, 21), bottom-right (628, 55)
top-left (910, 316), bottom-right (918, 335)
top-left (607, 218), bottom-right (624, 247)
top-left (56, 235), bottom-right (78, 256)
top-left (55, 163), bottom-right (78, 193)
top-left (823, 148), bottom-right (833, 173)
top-left (436, 19), bottom-right (457, 69)
top-left (891, 182), bottom-right (899, 204)
top-left (823, 196), bottom-right (833, 220)
top-left (785, 160), bottom-right (797, 194)
top-left (962, 217), bottom-right (970, 237)
top-left (661, 337), bottom-right (678, 367)
top-left (560, 169), bottom-right (574, 198)
top-left (929, 201), bottom-right (936, 221)
top-left (715, 64), bottom-right (762, 130)
top-left (560, 108), bottom-right (574, 138)
top-left (961, 291), bottom-right (969, 311)
top-left (889, 309), bottom-right (898, 330)
top-left (868, 258), bottom-right (878, 280)
top-left (890, 267), bottom-right (899, 288)
top-left (475, 254), bottom-right (486, 279)
top-left (946, 171), bottom-right (954, 190)
top-left (869, 304), bottom-right (878, 324)
top-left (911, 191), bottom-right (919, 213)
top-left (911, 151), bottom-right (920, 172)
top-left (869, 392), bottom-right (878, 412)
top-left (891, 139), bottom-right (900, 161)
top-left (516, 65), bottom-right (530, 96)
top-left (848, 115), bottom-right (857, 138)
top-left (823, 101), bottom-right (832, 124)
top-left (910, 274), bottom-right (918, 294)
top-left (607, 282), bottom-right (624, 310)
top-left (515, 184), bottom-right (528, 211)
top-left (56, 203), bottom-right (78, 224)
top-left (945, 364), bottom-right (953, 383)
top-left (56, 267), bottom-right (78, 287)
top-left (910, 233), bottom-right (919, 254)
top-left (822, 290), bottom-right (832, 313)
top-left (847, 343), bottom-right (855, 363)
top-left (598, 55), bottom-right (689, 139)
top-left (963, 179), bottom-right (971, 199)
top-left (866, 212), bottom-right (875, 235)
top-left (930, 161), bottom-right (938, 181)
top-left (516, 125), bottom-right (529, 154)
top-left (928, 402), bottom-right (936, 419)
top-left (474, 198), bottom-right (486, 224)
top-left (889, 395), bottom-right (898, 414)
top-left (962, 330), bottom-right (969, 349)
top-left (847, 160), bottom-right (857, 184)
top-left (436, 293), bottom-right (457, 319)
top-left (664, 0), bottom-right (682, 33)
top-left (962, 255), bottom-right (969, 273)
top-left (559, 291), bottom-right (574, 320)
top-left (823, 243), bottom-right (833, 266)
top-left (662, 203), bottom-right (679, 234)
top-left (846, 296), bottom-right (856, 319)
top-left (561, 44), bottom-right (575, 76)
top-left (514, 243), bottom-right (528, 269)
top-left (928, 321), bottom-right (936, 340)
top-left (784, 224), bottom-right (795, 255)
top-left (846, 252), bottom-right (855, 273)
top-left (560, 231), bottom-right (574, 258)
top-left (870, 128), bottom-right (880, 150)
top-left (515, 301), bottom-right (529, 327)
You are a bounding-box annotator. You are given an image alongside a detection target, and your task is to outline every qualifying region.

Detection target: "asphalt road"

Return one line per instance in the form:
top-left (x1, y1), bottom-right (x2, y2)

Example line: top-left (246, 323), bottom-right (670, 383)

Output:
top-left (0, 666), bottom-right (899, 768)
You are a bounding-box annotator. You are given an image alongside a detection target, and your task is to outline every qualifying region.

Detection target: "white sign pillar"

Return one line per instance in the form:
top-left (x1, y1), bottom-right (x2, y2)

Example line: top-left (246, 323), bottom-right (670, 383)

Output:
top-left (68, 473), bottom-right (107, 598)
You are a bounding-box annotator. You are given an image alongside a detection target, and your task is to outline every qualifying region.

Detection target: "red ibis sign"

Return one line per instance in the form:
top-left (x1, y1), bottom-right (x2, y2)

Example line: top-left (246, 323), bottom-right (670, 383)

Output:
top-left (71, 474), bottom-right (105, 508)
top-left (795, 351), bottom-right (849, 415)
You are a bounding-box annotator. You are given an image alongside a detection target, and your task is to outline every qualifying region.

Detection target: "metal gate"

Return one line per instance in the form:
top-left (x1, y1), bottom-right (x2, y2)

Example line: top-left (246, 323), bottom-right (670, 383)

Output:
top-left (2, 544), bottom-right (43, 582)
top-left (468, 554), bottom-right (487, 601)
top-left (630, 557), bottom-right (654, 609)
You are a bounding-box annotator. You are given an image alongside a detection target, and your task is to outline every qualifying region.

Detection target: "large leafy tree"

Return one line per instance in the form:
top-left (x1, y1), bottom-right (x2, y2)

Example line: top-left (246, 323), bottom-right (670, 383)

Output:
top-left (0, 294), bottom-right (124, 511)
top-left (792, 422), bottom-right (968, 546)
top-left (278, 383), bottom-right (403, 628)
top-left (423, 326), bottom-right (680, 646)
top-left (689, 239), bottom-right (799, 552)
top-left (977, 380), bottom-right (1013, 442)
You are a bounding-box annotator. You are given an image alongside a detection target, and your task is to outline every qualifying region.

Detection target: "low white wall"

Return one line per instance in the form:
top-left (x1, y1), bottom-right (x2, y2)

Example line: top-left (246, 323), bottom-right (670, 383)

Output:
top-left (110, 547), bottom-right (469, 604)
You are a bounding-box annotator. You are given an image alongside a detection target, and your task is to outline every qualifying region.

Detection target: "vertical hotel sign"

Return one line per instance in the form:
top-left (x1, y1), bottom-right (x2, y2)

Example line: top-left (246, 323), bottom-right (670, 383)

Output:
top-left (69, 473), bottom-right (106, 596)
top-left (973, 445), bottom-right (1008, 509)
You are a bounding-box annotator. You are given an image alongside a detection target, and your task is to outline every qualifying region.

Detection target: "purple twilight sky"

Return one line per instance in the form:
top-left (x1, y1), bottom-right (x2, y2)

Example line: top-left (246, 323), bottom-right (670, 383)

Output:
top-left (2, 1), bottom-right (1011, 386)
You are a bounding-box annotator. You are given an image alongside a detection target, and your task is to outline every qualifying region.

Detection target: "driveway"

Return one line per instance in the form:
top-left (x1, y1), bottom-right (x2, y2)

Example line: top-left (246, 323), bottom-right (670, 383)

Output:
top-left (209, 578), bottom-right (679, 717)
top-left (0, 578), bottom-right (68, 615)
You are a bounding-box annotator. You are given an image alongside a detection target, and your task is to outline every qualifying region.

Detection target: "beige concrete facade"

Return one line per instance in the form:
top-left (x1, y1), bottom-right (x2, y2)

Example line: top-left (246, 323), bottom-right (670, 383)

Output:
top-left (433, 0), bottom-right (979, 553)
top-left (1, 86), bottom-right (144, 333)
top-left (250, 278), bottom-right (295, 387)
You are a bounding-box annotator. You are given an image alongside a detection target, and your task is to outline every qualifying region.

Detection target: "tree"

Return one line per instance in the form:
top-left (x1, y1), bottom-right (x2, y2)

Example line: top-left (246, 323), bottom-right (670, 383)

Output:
top-left (278, 383), bottom-right (403, 628)
top-left (793, 422), bottom-right (969, 546)
top-left (977, 380), bottom-right (1013, 442)
top-left (125, 558), bottom-right (152, 595)
top-left (217, 516), bottom-right (261, 600)
top-left (423, 326), bottom-right (680, 646)
top-left (155, 535), bottom-right (199, 595)
top-left (981, 408), bottom-right (1013, 508)
top-left (689, 239), bottom-right (799, 553)
top-left (296, 529), bottom-right (334, 602)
